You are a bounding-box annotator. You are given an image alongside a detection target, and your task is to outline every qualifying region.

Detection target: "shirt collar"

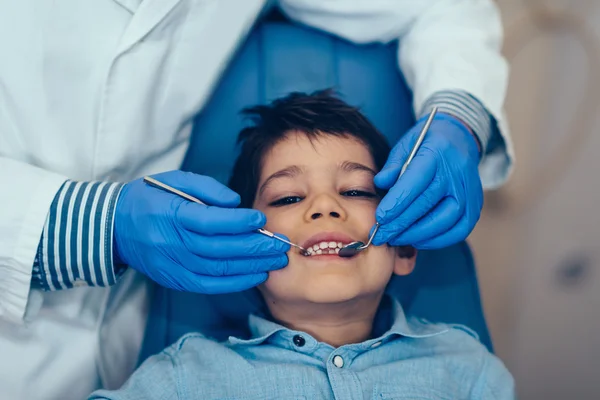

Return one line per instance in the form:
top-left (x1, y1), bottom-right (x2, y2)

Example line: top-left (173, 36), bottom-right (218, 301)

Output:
top-left (380, 296), bottom-right (451, 339)
top-left (227, 295), bottom-right (449, 348)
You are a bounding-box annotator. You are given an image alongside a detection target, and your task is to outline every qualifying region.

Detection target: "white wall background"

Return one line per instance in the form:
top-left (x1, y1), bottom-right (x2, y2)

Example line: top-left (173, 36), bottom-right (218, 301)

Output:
top-left (472, 1), bottom-right (600, 398)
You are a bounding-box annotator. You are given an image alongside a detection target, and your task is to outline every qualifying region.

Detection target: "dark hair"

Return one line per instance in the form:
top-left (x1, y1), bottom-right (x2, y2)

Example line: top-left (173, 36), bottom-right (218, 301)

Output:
top-left (228, 90), bottom-right (391, 207)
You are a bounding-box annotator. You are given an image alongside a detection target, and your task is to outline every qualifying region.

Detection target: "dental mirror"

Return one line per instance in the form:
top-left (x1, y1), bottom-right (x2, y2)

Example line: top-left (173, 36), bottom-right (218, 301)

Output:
top-left (338, 223), bottom-right (380, 257)
top-left (337, 106), bottom-right (438, 258)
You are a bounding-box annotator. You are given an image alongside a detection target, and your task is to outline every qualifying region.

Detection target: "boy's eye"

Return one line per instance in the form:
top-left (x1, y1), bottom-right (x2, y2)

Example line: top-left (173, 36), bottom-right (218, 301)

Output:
top-left (342, 189), bottom-right (377, 198)
top-left (269, 196), bottom-right (303, 207)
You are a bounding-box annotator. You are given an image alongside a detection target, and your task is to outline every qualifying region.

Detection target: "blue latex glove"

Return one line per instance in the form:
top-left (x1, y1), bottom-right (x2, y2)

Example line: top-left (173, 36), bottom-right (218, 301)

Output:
top-left (373, 113), bottom-right (483, 249)
top-left (114, 170), bottom-right (290, 294)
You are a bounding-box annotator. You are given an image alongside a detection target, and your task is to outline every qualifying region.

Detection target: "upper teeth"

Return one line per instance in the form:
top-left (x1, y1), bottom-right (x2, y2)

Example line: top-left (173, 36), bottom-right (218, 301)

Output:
top-left (305, 241), bottom-right (346, 256)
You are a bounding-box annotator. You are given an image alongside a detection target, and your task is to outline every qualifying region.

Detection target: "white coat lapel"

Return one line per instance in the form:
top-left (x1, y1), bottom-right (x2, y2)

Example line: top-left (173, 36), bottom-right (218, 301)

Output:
top-left (111, 0), bottom-right (143, 14)
top-left (116, 0), bottom-right (183, 55)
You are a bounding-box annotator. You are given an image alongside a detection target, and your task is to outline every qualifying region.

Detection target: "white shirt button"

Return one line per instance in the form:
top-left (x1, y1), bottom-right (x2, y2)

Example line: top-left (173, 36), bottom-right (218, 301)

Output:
top-left (332, 355), bottom-right (344, 368)
top-left (370, 341), bottom-right (382, 349)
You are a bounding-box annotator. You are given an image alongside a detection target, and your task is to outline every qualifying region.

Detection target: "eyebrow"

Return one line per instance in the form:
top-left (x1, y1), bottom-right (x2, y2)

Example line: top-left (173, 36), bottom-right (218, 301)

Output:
top-left (258, 165), bottom-right (303, 197)
top-left (257, 161), bottom-right (376, 197)
top-left (339, 161), bottom-right (377, 176)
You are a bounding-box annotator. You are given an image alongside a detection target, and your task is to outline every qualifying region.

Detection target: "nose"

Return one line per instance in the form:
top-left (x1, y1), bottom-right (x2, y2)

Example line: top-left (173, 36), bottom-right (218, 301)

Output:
top-left (304, 193), bottom-right (348, 222)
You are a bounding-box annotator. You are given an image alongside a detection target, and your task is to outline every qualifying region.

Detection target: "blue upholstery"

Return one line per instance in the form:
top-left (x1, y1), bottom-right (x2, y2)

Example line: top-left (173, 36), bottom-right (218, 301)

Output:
top-left (138, 20), bottom-right (492, 364)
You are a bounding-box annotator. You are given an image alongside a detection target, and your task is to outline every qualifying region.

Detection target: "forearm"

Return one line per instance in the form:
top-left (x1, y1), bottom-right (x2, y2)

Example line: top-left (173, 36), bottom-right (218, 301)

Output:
top-left (280, 0), bottom-right (513, 188)
top-left (396, 1), bottom-right (508, 115)
top-left (32, 180), bottom-right (126, 291)
top-left (396, 0), bottom-right (511, 186)
top-left (279, 0), bottom-right (509, 112)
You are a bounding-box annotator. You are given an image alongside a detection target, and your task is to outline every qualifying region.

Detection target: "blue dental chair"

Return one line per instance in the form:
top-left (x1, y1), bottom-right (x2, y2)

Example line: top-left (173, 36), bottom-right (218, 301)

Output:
top-left (138, 16), bottom-right (493, 363)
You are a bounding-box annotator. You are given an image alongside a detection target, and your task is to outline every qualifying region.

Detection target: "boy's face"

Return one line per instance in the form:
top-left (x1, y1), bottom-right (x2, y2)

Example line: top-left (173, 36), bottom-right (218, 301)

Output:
top-left (253, 131), bottom-right (415, 305)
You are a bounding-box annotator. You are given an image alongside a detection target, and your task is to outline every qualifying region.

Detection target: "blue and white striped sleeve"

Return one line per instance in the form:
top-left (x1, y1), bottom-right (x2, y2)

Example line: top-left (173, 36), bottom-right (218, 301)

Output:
top-left (32, 181), bottom-right (126, 291)
top-left (419, 89), bottom-right (498, 157)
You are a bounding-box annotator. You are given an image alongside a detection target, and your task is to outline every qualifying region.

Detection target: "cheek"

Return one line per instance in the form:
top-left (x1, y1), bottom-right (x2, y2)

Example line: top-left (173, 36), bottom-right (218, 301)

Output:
top-left (262, 208), bottom-right (295, 233)
top-left (260, 263), bottom-right (301, 298)
top-left (253, 201), bottom-right (288, 230)
top-left (348, 201), bottom-right (378, 232)
top-left (365, 245), bottom-right (396, 273)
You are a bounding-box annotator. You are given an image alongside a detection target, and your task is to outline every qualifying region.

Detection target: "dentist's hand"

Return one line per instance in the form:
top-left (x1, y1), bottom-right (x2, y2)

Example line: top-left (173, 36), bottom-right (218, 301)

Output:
top-left (113, 170), bottom-right (289, 293)
top-left (373, 113), bottom-right (483, 249)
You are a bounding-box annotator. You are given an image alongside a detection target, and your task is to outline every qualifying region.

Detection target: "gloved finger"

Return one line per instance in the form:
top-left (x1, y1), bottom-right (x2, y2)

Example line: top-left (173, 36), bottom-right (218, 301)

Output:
top-left (184, 253), bottom-right (289, 276)
top-left (374, 154), bottom-right (437, 225)
top-left (177, 203), bottom-right (266, 234)
top-left (151, 170), bottom-right (241, 208)
top-left (373, 176), bottom-right (446, 246)
top-left (168, 268), bottom-right (268, 294)
top-left (469, 170), bottom-right (485, 208)
top-left (412, 213), bottom-right (473, 250)
top-left (386, 197), bottom-right (462, 246)
top-left (374, 132), bottom-right (421, 190)
top-left (181, 231), bottom-right (290, 259)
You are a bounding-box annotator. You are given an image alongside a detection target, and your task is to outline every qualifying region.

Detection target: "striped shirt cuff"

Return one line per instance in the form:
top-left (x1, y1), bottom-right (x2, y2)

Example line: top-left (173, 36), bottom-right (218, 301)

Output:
top-left (419, 90), bottom-right (497, 156)
top-left (32, 181), bottom-right (125, 291)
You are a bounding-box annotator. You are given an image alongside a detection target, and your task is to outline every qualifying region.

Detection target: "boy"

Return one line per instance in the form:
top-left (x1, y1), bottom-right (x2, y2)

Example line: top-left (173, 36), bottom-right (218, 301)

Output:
top-left (90, 91), bottom-right (514, 399)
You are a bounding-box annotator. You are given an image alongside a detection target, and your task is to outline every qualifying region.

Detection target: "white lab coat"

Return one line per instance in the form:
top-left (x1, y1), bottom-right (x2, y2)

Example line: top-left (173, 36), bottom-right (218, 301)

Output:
top-left (0, 0), bottom-right (512, 399)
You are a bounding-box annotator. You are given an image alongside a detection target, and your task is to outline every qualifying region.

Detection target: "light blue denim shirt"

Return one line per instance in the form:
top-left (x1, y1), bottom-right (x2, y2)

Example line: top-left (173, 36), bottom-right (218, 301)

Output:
top-left (90, 297), bottom-right (514, 400)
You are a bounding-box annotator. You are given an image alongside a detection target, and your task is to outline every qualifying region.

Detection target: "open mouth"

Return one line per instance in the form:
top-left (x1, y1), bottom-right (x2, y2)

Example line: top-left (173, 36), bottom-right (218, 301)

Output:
top-left (304, 241), bottom-right (349, 256)
top-left (300, 232), bottom-right (356, 257)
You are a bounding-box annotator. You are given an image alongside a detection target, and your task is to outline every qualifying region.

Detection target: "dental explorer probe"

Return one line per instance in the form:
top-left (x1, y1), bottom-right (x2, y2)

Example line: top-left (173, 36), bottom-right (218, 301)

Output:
top-left (142, 176), bottom-right (310, 255)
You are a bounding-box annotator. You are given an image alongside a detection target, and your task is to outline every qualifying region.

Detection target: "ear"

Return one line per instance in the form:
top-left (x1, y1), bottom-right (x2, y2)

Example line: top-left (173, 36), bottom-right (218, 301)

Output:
top-left (392, 246), bottom-right (417, 276)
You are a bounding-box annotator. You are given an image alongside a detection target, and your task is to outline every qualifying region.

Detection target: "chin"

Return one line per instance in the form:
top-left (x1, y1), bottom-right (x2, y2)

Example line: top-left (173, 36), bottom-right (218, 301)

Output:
top-left (301, 279), bottom-right (374, 304)
top-left (303, 293), bottom-right (360, 305)
top-left (263, 269), bottom-right (392, 305)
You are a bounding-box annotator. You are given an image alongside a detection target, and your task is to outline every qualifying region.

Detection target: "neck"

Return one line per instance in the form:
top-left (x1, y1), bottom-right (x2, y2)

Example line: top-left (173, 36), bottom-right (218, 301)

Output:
top-left (262, 293), bottom-right (384, 347)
